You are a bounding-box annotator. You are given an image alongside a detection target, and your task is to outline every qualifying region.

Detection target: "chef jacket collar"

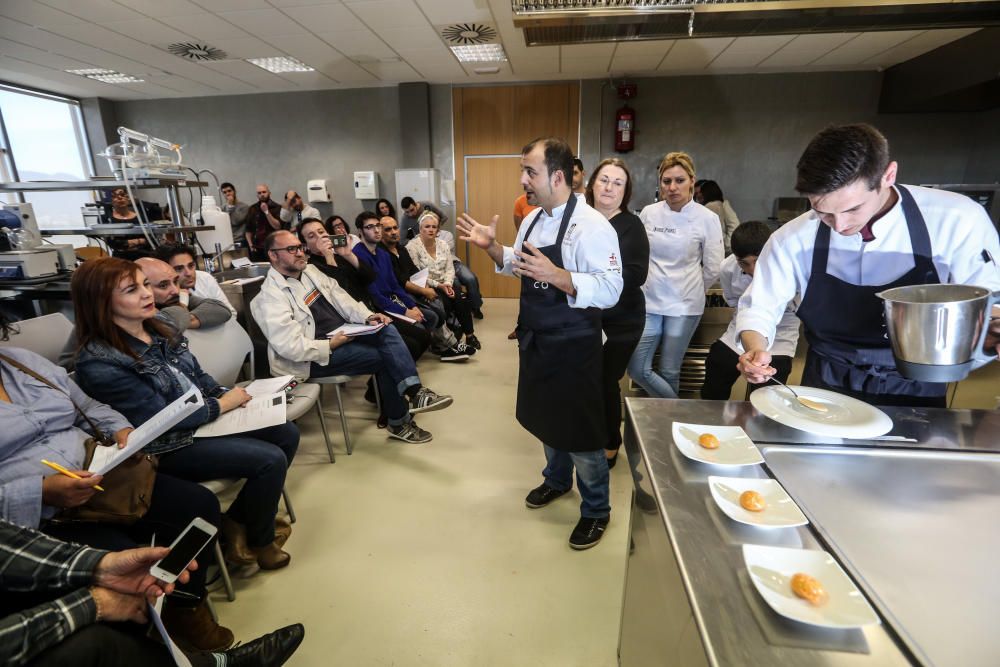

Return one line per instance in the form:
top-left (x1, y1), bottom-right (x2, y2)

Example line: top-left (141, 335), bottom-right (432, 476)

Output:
top-left (542, 199), bottom-right (570, 219)
top-left (859, 185), bottom-right (901, 243)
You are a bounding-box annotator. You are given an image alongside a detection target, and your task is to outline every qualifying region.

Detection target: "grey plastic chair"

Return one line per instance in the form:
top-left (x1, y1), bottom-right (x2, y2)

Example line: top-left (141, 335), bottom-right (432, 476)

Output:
top-left (0, 312), bottom-right (75, 363)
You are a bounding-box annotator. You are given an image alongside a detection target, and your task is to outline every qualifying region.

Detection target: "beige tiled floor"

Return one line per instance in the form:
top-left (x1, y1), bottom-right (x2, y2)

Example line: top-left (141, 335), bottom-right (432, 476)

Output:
top-left (214, 298), bottom-right (634, 666)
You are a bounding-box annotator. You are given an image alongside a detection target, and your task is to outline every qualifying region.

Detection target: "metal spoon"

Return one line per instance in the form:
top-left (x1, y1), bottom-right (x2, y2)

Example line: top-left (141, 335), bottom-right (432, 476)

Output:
top-left (768, 377), bottom-right (828, 412)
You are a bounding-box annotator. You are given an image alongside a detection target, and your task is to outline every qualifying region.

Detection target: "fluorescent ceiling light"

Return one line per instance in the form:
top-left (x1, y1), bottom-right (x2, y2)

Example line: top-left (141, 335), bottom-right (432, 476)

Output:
top-left (66, 68), bottom-right (144, 83)
top-left (450, 44), bottom-right (508, 63)
top-left (246, 56), bottom-right (314, 73)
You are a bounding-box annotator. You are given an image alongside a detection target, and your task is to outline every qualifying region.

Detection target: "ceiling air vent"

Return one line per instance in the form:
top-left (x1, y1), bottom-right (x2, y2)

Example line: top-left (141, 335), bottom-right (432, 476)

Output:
top-left (440, 23), bottom-right (499, 45)
top-left (168, 43), bottom-right (228, 62)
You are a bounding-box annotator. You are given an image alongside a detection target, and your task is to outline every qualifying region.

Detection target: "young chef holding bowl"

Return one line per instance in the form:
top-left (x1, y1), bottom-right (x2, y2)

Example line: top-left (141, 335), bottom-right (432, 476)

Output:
top-left (736, 123), bottom-right (1000, 407)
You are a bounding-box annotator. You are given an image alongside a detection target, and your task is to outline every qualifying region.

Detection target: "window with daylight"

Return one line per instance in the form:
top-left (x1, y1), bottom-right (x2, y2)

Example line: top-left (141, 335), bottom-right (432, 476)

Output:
top-left (0, 85), bottom-right (94, 228)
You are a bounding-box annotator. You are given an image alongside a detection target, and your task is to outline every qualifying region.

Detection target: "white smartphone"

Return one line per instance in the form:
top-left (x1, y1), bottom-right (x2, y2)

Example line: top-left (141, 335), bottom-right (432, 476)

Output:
top-left (149, 517), bottom-right (218, 584)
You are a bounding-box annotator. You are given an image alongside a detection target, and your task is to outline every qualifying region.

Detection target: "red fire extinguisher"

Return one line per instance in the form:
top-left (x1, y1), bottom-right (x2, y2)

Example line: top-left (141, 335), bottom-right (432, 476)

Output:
top-left (615, 104), bottom-right (635, 153)
top-left (614, 82), bottom-right (637, 153)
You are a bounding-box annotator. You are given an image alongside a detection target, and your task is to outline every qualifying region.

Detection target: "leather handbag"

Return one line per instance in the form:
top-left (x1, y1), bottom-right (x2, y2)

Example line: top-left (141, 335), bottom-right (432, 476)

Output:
top-left (0, 352), bottom-right (157, 524)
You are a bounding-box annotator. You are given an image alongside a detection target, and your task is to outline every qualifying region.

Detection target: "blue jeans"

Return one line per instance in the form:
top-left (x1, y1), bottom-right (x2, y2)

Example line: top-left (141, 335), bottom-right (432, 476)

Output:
top-left (311, 325), bottom-right (419, 426)
top-left (156, 421), bottom-right (299, 548)
top-left (627, 313), bottom-right (702, 398)
top-left (454, 260), bottom-right (483, 310)
top-left (542, 446), bottom-right (611, 518)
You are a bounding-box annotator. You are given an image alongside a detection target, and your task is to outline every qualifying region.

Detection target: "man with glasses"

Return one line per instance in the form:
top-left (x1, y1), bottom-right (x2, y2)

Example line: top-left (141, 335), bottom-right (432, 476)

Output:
top-left (219, 182), bottom-right (248, 246)
top-left (251, 230), bottom-right (453, 444)
top-left (134, 257), bottom-right (232, 333)
top-left (245, 183), bottom-right (283, 261)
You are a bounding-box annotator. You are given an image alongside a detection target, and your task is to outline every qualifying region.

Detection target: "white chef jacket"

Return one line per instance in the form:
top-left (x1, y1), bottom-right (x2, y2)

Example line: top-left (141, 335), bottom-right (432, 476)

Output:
top-left (193, 270), bottom-right (237, 316)
top-left (639, 199), bottom-right (724, 317)
top-left (497, 198), bottom-right (623, 310)
top-left (718, 255), bottom-right (799, 357)
top-left (736, 185), bottom-right (1000, 359)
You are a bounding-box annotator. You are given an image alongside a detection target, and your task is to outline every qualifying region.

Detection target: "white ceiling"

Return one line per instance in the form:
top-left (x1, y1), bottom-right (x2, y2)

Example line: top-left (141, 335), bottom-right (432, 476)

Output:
top-left (0, 0), bottom-right (982, 100)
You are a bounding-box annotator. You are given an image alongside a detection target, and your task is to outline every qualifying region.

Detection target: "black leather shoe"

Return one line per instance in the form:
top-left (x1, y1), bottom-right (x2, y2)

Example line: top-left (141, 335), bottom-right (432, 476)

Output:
top-left (223, 623), bottom-right (304, 666)
top-left (525, 483), bottom-right (570, 509)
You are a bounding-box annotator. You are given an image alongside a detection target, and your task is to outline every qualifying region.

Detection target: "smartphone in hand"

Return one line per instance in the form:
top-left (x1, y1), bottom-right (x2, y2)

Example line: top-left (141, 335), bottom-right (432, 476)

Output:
top-left (149, 517), bottom-right (217, 584)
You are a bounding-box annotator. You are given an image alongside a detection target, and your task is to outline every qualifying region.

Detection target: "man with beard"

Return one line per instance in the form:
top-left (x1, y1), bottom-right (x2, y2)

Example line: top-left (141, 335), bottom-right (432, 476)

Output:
top-left (246, 184), bottom-right (283, 261)
top-left (133, 258), bottom-right (232, 333)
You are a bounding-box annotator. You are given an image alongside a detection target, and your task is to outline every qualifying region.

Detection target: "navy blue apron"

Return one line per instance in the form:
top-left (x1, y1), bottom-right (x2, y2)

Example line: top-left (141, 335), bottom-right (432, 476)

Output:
top-left (515, 196), bottom-right (606, 452)
top-left (796, 185), bottom-right (947, 407)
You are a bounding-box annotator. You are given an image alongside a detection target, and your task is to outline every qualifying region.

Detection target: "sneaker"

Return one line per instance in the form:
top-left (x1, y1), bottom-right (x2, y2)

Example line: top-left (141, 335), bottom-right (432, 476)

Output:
top-left (473, 309), bottom-right (484, 320)
top-left (524, 483), bottom-right (570, 509)
top-left (387, 420), bottom-right (432, 444)
top-left (466, 334), bottom-right (482, 351)
top-left (408, 387), bottom-right (453, 414)
top-left (454, 341), bottom-right (476, 357)
top-left (439, 346), bottom-right (470, 362)
top-left (569, 516), bottom-right (610, 550)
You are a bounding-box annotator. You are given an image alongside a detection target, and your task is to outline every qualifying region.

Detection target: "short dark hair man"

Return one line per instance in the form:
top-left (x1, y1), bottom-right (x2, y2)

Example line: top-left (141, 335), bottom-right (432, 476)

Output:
top-left (250, 229), bottom-right (453, 443)
top-left (457, 137), bottom-right (623, 550)
top-left (701, 222), bottom-right (799, 400)
top-left (572, 157), bottom-right (586, 195)
top-left (736, 123), bottom-right (1000, 407)
top-left (219, 182), bottom-right (249, 245)
top-left (399, 197), bottom-right (447, 241)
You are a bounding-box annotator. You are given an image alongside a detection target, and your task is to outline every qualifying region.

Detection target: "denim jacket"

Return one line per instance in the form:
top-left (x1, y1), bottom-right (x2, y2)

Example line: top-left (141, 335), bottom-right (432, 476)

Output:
top-left (75, 329), bottom-right (227, 455)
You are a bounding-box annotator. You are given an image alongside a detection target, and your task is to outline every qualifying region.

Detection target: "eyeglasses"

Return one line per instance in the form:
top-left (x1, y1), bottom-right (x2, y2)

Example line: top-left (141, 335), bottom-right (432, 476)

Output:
top-left (597, 176), bottom-right (626, 189)
top-left (362, 224), bottom-right (379, 231)
top-left (270, 244), bottom-right (304, 255)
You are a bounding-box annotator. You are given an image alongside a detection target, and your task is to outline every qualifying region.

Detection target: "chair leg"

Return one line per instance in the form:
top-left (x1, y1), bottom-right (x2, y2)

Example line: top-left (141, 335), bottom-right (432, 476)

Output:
top-left (205, 595), bottom-right (218, 621)
top-left (282, 487), bottom-right (296, 524)
top-left (214, 541), bottom-right (235, 602)
top-left (313, 395), bottom-right (336, 463)
top-left (333, 383), bottom-right (353, 455)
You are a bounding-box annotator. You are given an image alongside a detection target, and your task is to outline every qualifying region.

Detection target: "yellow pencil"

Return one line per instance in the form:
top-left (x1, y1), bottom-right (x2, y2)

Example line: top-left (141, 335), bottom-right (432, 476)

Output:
top-left (41, 459), bottom-right (105, 492)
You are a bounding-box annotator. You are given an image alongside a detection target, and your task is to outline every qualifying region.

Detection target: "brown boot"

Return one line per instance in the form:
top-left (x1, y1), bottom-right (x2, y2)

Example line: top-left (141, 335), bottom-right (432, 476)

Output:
top-left (252, 542), bottom-right (291, 570)
top-left (222, 517), bottom-right (255, 566)
top-left (274, 516), bottom-right (292, 548)
top-left (161, 599), bottom-right (235, 652)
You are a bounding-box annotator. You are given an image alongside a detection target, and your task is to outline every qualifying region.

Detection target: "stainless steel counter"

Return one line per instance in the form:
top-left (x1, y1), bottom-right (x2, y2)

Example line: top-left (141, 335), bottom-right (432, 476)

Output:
top-left (618, 398), bottom-right (999, 667)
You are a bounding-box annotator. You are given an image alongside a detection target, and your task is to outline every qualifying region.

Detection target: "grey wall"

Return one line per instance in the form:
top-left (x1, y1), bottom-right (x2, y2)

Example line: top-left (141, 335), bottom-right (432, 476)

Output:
top-left (582, 71), bottom-right (1000, 221)
top-left (109, 72), bottom-right (998, 232)
top-left (113, 87), bottom-right (403, 223)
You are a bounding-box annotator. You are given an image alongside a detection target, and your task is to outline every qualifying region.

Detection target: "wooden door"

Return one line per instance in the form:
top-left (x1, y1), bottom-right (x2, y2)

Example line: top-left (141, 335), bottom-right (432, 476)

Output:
top-left (464, 156), bottom-right (523, 298)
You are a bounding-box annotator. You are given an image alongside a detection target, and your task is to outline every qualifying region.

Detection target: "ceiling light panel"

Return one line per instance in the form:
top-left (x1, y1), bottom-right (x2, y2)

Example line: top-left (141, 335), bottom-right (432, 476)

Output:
top-left (246, 56), bottom-right (315, 73)
top-left (66, 68), bottom-right (145, 83)
top-left (450, 44), bottom-right (508, 63)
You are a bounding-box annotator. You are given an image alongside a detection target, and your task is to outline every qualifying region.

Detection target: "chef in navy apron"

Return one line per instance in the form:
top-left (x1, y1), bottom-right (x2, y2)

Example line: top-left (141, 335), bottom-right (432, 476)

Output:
top-left (457, 137), bottom-right (623, 550)
top-left (735, 124), bottom-right (1000, 408)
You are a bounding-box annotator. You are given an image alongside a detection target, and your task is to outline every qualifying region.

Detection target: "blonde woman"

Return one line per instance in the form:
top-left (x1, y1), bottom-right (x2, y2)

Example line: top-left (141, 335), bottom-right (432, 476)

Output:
top-left (627, 152), bottom-right (723, 398)
top-left (406, 211), bottom-right (481, 350)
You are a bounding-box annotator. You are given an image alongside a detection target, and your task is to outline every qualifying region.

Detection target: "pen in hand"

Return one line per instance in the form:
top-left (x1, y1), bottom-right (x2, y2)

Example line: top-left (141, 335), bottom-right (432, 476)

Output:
top-left (41, 459), bottom-right (105, 492)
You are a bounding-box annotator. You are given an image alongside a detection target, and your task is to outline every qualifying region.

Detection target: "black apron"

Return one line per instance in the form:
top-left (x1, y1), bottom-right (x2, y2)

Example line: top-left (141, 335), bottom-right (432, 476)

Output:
top-left (515, 196), bottom-right (606, 452)
top-left (796, 185), bottom-right (947, 406)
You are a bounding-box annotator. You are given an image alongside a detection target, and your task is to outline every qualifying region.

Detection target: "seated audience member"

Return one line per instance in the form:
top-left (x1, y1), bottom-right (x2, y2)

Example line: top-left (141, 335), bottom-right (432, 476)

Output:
top-left (697, 180), bottom-right (741, 256)
top-left (156, 243), bottom-right (237, 316)
top-left (0, 519), bottom-right (304, 667)
top-left (104, 186), bottom-right (152, 257)
top-left (379, 216), bottom-right (472, 361)
top-left (250, 230), bottom-right (453, 444)
top-left (71, 258), bottom-right (299, 573)
top-left (0, 315), bottom-right (232, 651)
top-left (701, 221), bottom-right (799, 400)
top-left (324, 215), bottom-right (361, 249)
top-left (375, 198), bottom-right (396, 220)
top-left (399, 197), bottom-right (447, 241)
top-left (298, 218), bottom-right (430, 362)
top-left (407, 211), bottom-right (481, 351)
top-left (435, 225), bottom-right (484, 319)
top-left (279, 190), bottom-right (320, 231)
top-left (246, 184), bottom-right (284, 262)
top-left (135, 257), bottom-right (232, 332)
top-left (220, 182), bottom-right (249, 248)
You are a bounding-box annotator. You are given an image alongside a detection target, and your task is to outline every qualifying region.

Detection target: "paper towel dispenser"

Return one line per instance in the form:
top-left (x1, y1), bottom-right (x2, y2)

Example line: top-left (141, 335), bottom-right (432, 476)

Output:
top-left (307, 179), bottom-right (331, 203)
